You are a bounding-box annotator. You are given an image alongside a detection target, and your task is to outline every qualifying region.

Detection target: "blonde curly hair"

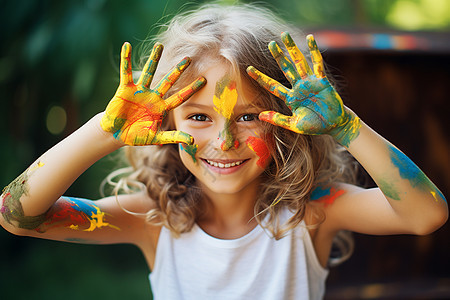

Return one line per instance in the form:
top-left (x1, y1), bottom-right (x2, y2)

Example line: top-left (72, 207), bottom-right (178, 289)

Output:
top-left (106, 3), bottom-right (358, 266)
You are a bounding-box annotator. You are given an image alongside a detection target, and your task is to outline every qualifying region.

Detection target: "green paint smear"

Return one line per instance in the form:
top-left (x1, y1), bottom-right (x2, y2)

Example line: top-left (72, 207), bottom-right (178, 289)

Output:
top-left (378, 179), bottom-right (401, 201)
top-left (214, 75), bottom-right (233, 99)
top-left (180, 143), bottom-right (198, 163)
top-left (1, 169), bottom-right (47, 230)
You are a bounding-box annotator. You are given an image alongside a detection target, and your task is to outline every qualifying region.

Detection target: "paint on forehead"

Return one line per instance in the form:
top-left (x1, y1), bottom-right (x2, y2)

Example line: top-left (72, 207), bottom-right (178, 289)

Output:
top-left (388, 144), bottom-right (446, 202)
top-left (246, 136), bottom-right (270, 168)
top-left (180, 143), bottom-right (198, 163)
top-left (213, 74), bottom-right (238, 120)
top-left (310, 186), bottom-right (346, 207)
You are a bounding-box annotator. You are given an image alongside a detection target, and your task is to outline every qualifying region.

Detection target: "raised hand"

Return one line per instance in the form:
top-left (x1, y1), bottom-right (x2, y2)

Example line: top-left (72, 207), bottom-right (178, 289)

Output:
top-left (247, 33), bottom-right (360, 147)
top-left (101, 42), bottom-right (206, 146)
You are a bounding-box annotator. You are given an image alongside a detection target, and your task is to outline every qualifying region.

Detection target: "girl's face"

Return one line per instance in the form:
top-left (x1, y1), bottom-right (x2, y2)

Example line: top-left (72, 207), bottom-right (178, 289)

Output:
top-left (173, 64), bottom-right (272, 195)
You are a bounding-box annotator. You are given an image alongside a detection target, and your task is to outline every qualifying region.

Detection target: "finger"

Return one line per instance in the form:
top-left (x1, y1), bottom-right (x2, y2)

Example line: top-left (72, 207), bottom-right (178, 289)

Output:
top-left (259, 111), bottom-right (297, 132)
top-left (164, 76), bottom-right (207, 111)
top-left (268, 41), bottom-right (300, 84)
top-left (246, 66), bottom-right (289, 101)
top-left (281, 32), bottom-right (312, 79)
top-left (307, 34), bottom-right (325, 78)
top-left (154, 57), bottom-right (191, 98)
top-left (153, 130), bottom-right (194, 145)
top-left (137, 42), bottom-right (164, 89)
top-left (120, 42), bottom-right (133, 86)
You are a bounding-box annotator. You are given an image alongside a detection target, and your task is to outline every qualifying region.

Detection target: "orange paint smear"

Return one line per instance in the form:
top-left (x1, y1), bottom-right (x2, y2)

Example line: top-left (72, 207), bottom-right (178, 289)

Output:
top-left (246, 136), bottom-right (270, 168)
top-left (315, 187), bottom-right (345, 207)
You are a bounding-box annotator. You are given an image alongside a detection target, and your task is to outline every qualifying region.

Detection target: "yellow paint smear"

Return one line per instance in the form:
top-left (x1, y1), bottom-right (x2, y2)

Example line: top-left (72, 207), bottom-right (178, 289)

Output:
top-left (29, 161), bottom-right (45, 172)
top-left (213, 76), bottom-right (238, 120)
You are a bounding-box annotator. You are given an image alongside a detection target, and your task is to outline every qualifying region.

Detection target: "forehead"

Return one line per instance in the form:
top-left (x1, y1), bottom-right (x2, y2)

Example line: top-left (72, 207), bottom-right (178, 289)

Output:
top-left (181, 63), bottom-right (262, 107)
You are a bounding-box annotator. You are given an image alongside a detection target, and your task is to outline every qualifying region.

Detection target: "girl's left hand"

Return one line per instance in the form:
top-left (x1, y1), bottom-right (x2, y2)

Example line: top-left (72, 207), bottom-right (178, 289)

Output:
top-left (247, 33), bottom-right (360, 146)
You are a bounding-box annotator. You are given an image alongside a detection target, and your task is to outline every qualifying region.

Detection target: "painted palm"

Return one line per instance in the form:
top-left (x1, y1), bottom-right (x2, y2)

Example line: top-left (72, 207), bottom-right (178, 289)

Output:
top-left (247, 33), bottom-right (360, 146)
top-left (101, 42), bottom-right (206, 146)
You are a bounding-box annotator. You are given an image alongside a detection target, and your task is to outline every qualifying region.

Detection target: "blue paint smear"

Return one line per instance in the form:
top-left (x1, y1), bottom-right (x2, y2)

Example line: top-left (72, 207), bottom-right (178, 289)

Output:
top-left (134, 90), bottom-right (144, 96)
top-left (310, 186), bottom-right (331, 201)
top-left (388, 144), bottom-right (446, 202)
top-left (63, 197), bottom-right (97, 217)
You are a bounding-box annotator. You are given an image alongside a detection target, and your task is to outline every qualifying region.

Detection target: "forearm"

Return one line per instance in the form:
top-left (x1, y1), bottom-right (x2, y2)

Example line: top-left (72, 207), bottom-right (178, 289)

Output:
top-left (1, 113), bottom-right (123, 219)
top-left (343, 119), bottom-right (447, 231)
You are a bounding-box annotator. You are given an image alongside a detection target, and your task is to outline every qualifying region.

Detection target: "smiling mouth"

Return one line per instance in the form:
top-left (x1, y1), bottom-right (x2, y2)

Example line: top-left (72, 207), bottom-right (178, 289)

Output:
top-left (204, 159), bottom-right (247, 169)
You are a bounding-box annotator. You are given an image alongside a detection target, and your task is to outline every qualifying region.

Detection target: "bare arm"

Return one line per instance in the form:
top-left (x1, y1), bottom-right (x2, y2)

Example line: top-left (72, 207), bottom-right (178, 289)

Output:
top-left (1, 42), bottom-right (205, 246)
top-left (247, 32), bottom-right (447, 236)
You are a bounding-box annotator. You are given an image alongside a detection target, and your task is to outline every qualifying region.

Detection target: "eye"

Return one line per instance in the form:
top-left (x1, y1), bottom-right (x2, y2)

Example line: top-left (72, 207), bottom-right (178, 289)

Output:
top-left (238, 113), bottom-right (258, 122)
top-left (189, 114), bottom-right (210, 122)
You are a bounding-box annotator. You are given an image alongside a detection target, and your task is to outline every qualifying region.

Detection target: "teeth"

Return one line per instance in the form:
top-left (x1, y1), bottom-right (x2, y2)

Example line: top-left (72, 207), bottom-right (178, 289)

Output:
top-left (206, 159), bottom-right (243, 168)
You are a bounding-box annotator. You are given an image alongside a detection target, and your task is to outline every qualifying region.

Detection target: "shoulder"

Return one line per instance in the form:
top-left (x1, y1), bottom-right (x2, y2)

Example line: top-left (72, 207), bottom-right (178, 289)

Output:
top-left (309, 182), bottom-right (362, 207)
top-left (307, 182), bottom-right (366, 234)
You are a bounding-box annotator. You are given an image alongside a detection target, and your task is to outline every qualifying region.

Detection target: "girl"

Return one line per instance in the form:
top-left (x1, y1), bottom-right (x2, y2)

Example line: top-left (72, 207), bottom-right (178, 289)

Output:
top-left (1, 3), bottom-right (447, 300)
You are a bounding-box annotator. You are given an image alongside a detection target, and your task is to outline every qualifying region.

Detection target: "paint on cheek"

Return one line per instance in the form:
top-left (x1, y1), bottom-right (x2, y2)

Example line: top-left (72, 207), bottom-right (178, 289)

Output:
top-left (37, 197), bottom-right (120, 233)
top-left (388, 144), bottom-right (446, 202)
top-left (246, 136), bottom-right (271, 168)
top-left (310, 186), bottom-right (346, 207)
top-left (213, 75), bottom-right (238, 120)
top-left (179, 143), bottom-right (198, 163)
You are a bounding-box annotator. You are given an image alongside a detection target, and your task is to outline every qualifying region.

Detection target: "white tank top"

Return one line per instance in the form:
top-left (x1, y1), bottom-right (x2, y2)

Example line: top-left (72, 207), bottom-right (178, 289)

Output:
top-left (149, 209), bottom-right (328, 300)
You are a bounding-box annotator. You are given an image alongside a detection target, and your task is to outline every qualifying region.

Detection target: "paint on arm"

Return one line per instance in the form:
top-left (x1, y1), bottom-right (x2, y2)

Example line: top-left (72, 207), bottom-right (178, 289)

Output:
top-left (1, 162), bottom-right (120, 233)
top-left (310, 185), bottom-right (346, 207)
top-left (387, 144), bottom-right (446, 202)
top-left (1, 162), bottom-right (47, 229)
top-left (35, 197), bottom-right (120, 233)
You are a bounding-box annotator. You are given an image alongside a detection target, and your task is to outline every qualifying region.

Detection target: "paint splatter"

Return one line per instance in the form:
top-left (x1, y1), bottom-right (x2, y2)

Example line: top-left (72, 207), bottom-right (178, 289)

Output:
top-left (180, 143), bottom-right (198, 163)
top-left (246, 136), bottom-right (271, 168)
top-left (36, 197), bottom-right (120, 233)
top-left (310, 186), bottom-right (346, 207)
top-left (388, 144), bottom-right (446, 202)
top-left (1, 162), bottom-right (47, 229)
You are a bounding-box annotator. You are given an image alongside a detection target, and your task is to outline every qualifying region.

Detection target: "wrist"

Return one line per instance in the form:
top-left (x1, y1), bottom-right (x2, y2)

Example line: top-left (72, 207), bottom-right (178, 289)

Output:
top-left (329, 108), bottom-right (362, 147)
top-left (92, 112), bottom-right (125, 150)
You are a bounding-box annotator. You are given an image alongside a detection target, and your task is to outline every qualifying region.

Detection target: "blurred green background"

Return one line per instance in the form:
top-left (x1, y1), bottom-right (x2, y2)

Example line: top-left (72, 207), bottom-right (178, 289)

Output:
top-left (1, 0), bottom-right (449, 299)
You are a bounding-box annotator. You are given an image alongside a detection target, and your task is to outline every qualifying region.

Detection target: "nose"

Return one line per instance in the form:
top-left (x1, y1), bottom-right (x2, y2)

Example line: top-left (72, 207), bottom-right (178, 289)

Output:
top-left (218, 122), bottom-right (239, 151)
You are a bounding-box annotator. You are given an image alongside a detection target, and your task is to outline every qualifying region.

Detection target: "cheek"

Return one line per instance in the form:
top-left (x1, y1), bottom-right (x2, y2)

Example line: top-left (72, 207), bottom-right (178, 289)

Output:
top-left (179, 143), bottom-right (198, 164)
top-left (245, 136), bottom-right (272, 168)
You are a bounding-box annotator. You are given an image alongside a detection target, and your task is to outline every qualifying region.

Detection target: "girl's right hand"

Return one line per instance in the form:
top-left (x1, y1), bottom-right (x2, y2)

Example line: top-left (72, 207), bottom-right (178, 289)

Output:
top-left (101, 42), bottom-right (206, 146)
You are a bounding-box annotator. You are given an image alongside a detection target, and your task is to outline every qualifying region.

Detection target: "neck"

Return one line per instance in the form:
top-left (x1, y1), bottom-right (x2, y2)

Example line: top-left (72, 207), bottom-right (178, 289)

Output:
top-left (197, 179), bottom-right (260, 239)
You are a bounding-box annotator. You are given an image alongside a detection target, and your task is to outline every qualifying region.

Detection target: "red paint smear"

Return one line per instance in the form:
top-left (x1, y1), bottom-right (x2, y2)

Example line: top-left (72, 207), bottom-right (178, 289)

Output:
top-left (316, 187), bottom-right (345, 207)
top-left (246, 136), bottom-right (270, 168)
top-left (220, 139), bottom-right (240, 150)
top-left (36, 201), bottom-right (89, 232)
